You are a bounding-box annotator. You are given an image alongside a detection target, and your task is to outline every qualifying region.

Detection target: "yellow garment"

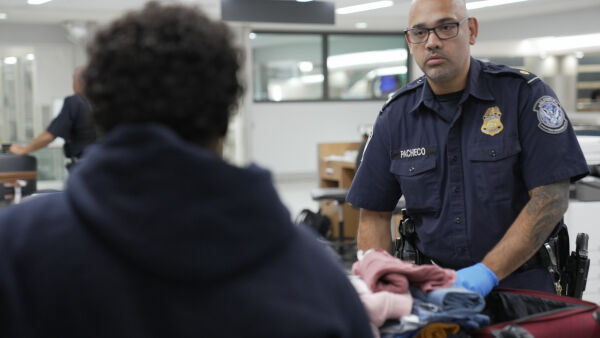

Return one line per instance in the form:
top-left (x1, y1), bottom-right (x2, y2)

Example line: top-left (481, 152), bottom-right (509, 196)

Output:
top-left (415, 322), bottom-right (460, 338)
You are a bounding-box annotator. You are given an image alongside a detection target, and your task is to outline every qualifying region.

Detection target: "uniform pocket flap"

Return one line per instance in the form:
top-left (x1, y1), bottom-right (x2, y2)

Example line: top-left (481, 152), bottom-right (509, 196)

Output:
top-left (391, 157), bottom-right (437, 176)
top-left (469, 141), bottom-right (521, 162)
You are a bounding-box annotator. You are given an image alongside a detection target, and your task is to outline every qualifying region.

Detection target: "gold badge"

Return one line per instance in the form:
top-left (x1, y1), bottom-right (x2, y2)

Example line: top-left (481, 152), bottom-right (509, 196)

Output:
top-left (481, 106), bottom-right (504, 136)
top-left (519, 70), bottom-right (530, 75)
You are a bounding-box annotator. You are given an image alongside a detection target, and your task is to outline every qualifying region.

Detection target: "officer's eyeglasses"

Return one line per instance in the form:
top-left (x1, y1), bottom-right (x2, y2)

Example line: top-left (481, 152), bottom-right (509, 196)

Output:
top-left (404, 17), bottom-right (470, 44)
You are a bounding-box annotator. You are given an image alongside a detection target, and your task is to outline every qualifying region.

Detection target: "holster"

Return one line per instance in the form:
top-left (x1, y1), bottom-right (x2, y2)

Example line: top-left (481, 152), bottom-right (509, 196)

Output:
top-left (393, 209), bottom-right (430, 265)
top-left (561, 230), bottom-right (591, 299)
top-left (517, 224), bottom-right (590, 298)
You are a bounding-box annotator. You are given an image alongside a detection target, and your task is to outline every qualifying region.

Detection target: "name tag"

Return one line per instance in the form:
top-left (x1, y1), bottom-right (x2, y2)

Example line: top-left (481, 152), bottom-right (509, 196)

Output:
top-left (392, 146), bottom-right (437, 160)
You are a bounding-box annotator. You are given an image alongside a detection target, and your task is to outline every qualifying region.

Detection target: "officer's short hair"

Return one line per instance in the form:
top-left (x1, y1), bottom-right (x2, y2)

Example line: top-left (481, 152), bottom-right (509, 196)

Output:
top-left (83, 1), bottom-right (244, 146)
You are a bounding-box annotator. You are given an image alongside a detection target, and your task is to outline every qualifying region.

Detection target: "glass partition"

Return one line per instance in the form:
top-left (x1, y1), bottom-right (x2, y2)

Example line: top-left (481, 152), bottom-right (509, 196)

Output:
top-left (328, 34), bottom-right (408, 100)
top-left (251, 33), bottom-right (323, 101)
top-left (577, 53), bottom-right (600, 112)
top-left (251, 31), bottom-right (408, 102)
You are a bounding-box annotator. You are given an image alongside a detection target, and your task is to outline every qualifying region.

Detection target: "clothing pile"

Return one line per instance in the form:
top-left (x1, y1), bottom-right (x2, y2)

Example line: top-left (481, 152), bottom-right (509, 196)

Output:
top-left (351, 250), bottom-right (490, 338)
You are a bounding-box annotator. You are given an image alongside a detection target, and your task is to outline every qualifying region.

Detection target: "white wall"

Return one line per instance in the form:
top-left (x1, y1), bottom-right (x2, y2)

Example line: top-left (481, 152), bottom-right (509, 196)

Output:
top-left (250, 101), bottom-right (381, 175)
top-left (32, 45), bottom-right (78, 132)
top-left (476, 6), bottom-right (600, 42)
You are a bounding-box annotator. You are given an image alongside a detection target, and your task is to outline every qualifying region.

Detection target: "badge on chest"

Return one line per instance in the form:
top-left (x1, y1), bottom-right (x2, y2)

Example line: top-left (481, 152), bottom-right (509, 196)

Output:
top-left (481, 106), bottom-right (504, 136)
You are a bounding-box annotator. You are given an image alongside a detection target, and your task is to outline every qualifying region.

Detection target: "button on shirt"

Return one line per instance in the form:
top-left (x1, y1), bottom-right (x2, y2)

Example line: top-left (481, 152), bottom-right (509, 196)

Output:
top-left (347, 58), bottom-right (588, 269)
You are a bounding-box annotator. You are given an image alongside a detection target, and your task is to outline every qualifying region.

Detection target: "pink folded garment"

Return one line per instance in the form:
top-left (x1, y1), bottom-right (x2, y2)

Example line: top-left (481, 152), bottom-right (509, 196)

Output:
top-left (349, 275), bottom-right (413, 332)
top-left (352, 249), bottom-right (456, 293)
top-left (361, 291), bottom-right (413, 327)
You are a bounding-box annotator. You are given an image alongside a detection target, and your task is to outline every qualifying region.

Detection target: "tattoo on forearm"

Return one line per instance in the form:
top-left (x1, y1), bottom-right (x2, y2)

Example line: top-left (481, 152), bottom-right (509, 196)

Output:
top-left (525, 180), bottom-right (569, 247)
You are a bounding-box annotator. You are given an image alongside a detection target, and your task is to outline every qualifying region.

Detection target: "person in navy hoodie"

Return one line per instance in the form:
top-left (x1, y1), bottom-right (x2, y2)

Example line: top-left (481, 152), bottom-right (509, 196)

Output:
top-left (0, 2), bottom-right (373, 337)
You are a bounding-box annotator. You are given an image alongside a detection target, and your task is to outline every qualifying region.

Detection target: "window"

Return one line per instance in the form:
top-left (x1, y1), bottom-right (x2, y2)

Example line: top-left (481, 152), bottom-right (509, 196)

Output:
top-left (328, 34), bottom-right (407, 100)
top-left (577, 53), bottom-right (600, 112)
top-left (251, 33), bottom-right (323, 101)
top-left (0, 50), bottom-right (68, 187)
top-left (0, 53), bottom-right (35, 144)
top-left (251, 32), bottom-right (408, 102)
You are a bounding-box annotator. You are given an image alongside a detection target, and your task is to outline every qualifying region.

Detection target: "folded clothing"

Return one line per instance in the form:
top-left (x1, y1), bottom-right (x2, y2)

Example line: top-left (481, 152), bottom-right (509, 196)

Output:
top-left (352, 249), bottom-right (456, 294)
top-left (349, 275), bottom-right (414, 328)
top-left (362, 291), bottom-right (413, 327)
top-left (411, 286), bottom-right (490, 329)
top-left (415, 322), bottom-right (460, 338)
top-left (423, 286), bottom-right (486, 313)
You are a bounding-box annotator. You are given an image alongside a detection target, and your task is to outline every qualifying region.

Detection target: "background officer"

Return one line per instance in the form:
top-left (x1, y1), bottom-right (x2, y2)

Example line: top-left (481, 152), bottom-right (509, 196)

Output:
top-left (10, 66), bottom-right (96, 168)
top-left (347, 0), bottom-right (589, 297)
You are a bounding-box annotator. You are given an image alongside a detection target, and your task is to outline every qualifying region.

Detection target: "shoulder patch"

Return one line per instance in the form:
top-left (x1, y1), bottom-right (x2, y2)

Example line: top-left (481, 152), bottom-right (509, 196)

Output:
top-left (380, 76), bottom-right (425, 112)
top-left (482, 62), bottom-right (540, 85)
top-left (534, 96), bottom-right (568, 134)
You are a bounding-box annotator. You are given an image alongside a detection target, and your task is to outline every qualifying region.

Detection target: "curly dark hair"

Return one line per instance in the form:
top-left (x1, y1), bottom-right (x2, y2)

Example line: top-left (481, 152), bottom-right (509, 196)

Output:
top-left (83, 1), bottom-right (244, 146)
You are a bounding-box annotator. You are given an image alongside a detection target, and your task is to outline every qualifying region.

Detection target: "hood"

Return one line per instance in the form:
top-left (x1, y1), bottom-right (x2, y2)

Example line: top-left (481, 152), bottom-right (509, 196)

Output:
top-left (66, 124), bottom-right (294, 284)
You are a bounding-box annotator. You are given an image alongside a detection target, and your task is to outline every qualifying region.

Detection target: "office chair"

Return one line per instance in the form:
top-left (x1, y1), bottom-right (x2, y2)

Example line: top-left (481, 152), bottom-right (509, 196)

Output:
top-left (310, 187), bottom-right (353, 256)
top-left (0, 154), bottom-right (37, 206)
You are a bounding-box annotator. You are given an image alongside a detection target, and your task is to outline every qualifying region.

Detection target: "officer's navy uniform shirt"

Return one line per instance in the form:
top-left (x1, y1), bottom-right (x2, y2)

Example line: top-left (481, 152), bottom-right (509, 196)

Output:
top-left (47, 93), bottom-right (96, 159)
top-left (347, 58), bottom-right (588, 291)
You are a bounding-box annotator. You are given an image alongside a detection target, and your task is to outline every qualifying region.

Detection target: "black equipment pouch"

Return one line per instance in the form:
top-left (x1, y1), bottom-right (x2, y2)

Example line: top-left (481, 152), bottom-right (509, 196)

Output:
top-left (564, 233), bottom-right (591, 299)
top-left (394, 209), bottom-right (429, 265)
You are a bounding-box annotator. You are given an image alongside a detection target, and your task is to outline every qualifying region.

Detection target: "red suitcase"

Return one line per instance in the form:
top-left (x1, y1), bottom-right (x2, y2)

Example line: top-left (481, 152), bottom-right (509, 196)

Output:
top-left (473, 288), bottom-right (600, 338)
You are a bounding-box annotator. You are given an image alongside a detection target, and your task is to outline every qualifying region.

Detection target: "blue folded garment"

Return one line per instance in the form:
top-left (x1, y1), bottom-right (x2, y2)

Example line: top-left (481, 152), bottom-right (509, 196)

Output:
top-left (426, 286), bottom-right (487, 312)
top-left (410, 286), bottom-right (490, 329)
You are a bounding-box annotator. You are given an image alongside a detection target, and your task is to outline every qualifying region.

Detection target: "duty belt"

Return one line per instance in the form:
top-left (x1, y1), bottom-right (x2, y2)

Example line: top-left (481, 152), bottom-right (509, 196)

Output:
top-left (395, 209), bottom-right (558, 273)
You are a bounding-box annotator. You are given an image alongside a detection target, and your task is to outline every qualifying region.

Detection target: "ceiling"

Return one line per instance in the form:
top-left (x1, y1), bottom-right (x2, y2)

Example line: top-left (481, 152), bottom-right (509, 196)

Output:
top-left (0, 0), bottom-right (599, 32)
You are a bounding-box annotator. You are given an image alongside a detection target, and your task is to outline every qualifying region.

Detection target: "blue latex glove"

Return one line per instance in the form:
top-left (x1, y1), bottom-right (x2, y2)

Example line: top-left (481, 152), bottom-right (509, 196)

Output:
top-left (453, 263), bottom-right (499, 297)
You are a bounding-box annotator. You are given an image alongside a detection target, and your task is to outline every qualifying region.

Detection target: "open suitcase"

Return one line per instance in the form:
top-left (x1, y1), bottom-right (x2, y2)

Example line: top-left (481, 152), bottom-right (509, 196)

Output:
top-left (473, 288), bottom-right (600, 338)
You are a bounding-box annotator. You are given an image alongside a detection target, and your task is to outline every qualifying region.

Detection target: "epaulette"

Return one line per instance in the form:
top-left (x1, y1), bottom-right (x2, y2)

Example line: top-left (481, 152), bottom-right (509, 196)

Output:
top-left (482, 62), bottom-right (541, 85)
top-left (381, 76), bottom-right (425, 111)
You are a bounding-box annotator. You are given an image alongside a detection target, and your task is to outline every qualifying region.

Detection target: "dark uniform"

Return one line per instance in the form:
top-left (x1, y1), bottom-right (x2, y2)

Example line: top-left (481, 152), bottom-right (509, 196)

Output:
top-left (347, 58), bottom-right (589, 292)
top-left (46, 94), bottom-right (96, 161)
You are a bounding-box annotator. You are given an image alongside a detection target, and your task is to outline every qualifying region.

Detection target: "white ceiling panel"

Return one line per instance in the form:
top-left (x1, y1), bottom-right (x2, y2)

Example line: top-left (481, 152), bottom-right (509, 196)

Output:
top-left (0, 0), bottom-right (597, 33)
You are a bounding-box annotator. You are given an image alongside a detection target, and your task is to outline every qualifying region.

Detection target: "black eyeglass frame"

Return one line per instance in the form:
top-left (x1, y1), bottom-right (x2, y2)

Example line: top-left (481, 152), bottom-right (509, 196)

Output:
top-left (404, 17), bottom-right (470, 44)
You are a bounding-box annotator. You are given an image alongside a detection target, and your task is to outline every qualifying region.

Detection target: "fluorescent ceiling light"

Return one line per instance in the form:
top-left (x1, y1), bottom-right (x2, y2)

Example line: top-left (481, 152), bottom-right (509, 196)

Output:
top-left (269, 85), bottom-right (283, 101)
top-left (300, 74), bottom-right (324, 84)
top-left (328, 49), bottom-right (407, 69)
top-left (355, 22), bottom-right (368, 29)
top-left (367, 66), bottom-right (408, 79)
top-left (530, 33), bottom-right (600, 53)
top-left (337, 1), bottom-right (394, 15)
top-left (298, 61), bottom-right (314, 73)
top-left (27, 0), bottom-right (53, 5)
top-left (467, 0), bottom-right (528, 10)
top-left (285, 74), bottom-right (324, 85)
top-left (0, 13), bottom-right (7, 20)
top-left (4, 57), bottom-right (17, 65)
